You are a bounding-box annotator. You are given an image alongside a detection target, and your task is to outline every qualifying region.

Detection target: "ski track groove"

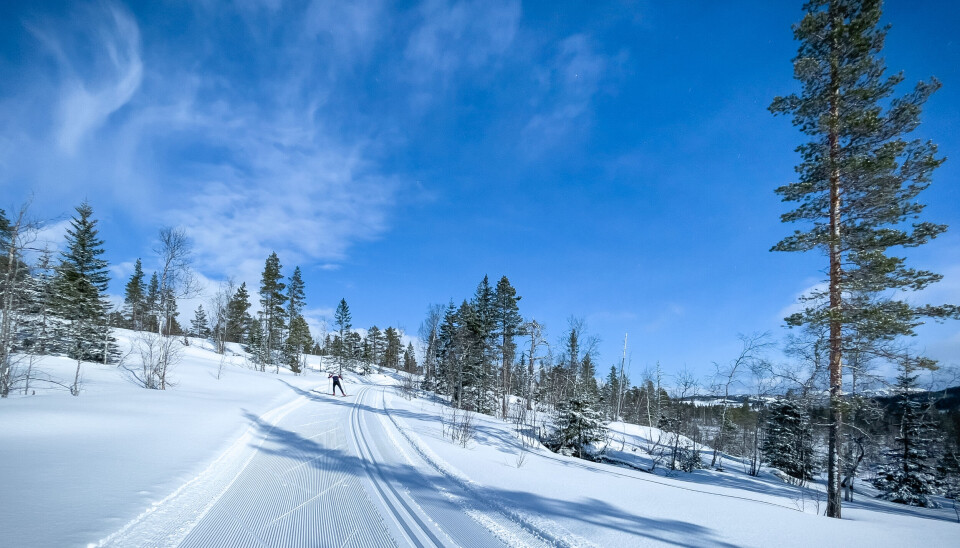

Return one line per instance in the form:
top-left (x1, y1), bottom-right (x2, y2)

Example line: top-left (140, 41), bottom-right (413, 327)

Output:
top-left (377, 387), bottom-right (599, 548)
top-left (98, 377), bottom-right (596, 548)
top-left (349, 385), bottom-right (441, 547)
top-left (180, 395), bottom-right (396, 548)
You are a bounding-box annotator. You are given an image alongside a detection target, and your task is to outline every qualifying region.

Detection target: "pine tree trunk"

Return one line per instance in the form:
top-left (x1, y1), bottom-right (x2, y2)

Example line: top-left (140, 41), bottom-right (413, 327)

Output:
top-left (826, 15), bottom-right (844, 517)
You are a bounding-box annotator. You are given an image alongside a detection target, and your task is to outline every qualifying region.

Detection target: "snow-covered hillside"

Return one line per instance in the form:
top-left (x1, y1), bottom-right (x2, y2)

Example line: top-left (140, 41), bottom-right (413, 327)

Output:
top-left (1, 331), bottom-right (956, 547)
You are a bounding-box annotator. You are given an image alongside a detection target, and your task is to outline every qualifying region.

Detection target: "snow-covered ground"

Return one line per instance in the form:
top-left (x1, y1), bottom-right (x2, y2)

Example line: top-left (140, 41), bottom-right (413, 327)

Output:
top-left (1, 330), bottom-right (956, 547)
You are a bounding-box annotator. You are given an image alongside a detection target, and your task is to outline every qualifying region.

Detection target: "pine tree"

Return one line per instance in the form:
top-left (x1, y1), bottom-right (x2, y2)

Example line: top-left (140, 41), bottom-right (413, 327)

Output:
top-left (770, 0), bottom-right (955, 517)
top-left (365, 326), bottom-right (384, 375)
top-left (286, 266), bottom-right (305, 324)
top-left (334, 299), bottom-right (351, 374)
top-left (281, 266), bottom-right (307, 373)
top-left (258, 252), bottom-right (287, 371)
top-left (873, 359), bottom-right (941, 508)
top-left (123, 258), bottom-right (146, 330)
top-left (53, 202), bottom-right (115, 392)
top-left (225, 282), bottom-right (252, 344)
top-left (191, 305), bottom-right (210, 339)
top-left (383, 326), bottom-right (401, 371)
top-left (493, 276), bottom-right (522, 418)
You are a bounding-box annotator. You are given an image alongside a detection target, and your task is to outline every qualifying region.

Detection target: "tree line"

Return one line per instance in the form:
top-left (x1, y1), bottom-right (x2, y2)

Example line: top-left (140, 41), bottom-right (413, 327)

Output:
top-left (0, 201), bottom-right (417, 394)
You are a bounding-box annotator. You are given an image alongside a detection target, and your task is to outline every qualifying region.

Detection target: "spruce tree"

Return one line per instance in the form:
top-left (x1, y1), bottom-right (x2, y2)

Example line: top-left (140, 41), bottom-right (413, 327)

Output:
top-left (225, 282), bottom-right (252, 343)
top-left (763, 399), bottom-right (818, 482)
top-left (191, 305), bottom-right (210, 339)
top-left (22, 249), bottom-right (57, 356)
top-left (334, 298), bottom-right (351, 374)
top-left (466, 277), bottom-right (497, 413)
top-left (144, 272), bottom-right (160, 333)
top-left (53, 202), bottom-right (114, 390)
top-left (0, 209), bottom-right (9, 251)
top-left (873, 360), bottom-right (941, 507)
top-left (770, 0), bottom-right (955, 517)
top-left (437, 302), bottom-right (462, 400)
top-left (283, 315), bottom-right (311, 374)
top-left (403, 342), bottom-right (417, 373)
top-left (603, 365), bottom-right (622, 420)
top-left (548, 394), bottom-right (606, 460)
top-left (123, 259), bottom-right (146, 330)
top-left (456, 300), bottom-right (483, 411)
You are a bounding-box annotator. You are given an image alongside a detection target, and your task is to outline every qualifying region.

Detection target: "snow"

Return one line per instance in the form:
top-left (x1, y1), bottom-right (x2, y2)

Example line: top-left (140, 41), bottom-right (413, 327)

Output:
top-left (1, 330), bottom-right (957, 547)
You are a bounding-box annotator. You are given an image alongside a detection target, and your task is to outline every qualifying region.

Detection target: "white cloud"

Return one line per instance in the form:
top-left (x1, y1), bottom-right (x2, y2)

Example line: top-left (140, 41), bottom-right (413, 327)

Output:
top-left (5, 1), bottom-right (403, 288)
top-left (304, 0), bottom-right (386, 59)
top-left (404, 0), bottom-right (521, 88)
top-left (33, 218), bottom-right (72, 252)
top-left (27, 2), bottom-right (143, 155)
top-left (521, 34), bottom-right (616, 153)
top-left (776, 279), bottom-right (827, 322)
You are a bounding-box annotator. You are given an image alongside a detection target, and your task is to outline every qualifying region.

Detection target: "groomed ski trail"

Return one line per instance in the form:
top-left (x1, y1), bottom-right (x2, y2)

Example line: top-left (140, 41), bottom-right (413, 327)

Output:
top-left (95, 377), bottom-right (548, 547)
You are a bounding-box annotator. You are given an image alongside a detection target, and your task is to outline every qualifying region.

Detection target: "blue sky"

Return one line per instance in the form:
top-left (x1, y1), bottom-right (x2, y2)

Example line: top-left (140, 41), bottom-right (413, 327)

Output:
top-left (2, 0), bottom-right (958, 383)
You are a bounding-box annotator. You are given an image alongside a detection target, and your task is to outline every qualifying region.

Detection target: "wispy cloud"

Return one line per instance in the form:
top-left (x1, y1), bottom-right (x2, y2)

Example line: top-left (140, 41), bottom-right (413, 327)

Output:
top-left (6, 1), bottom-right (403, 287)
top-left (522, 34), bottom-right (619, 153)
top-left (303, 0), bottom-right (386, 60)
top-left (404, 0), bottom-right (521, 90)
top-left (26, 2), bottom-right (142, 155)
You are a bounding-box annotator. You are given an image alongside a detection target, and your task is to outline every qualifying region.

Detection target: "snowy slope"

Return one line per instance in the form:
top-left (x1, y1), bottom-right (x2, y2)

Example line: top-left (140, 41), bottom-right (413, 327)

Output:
top-left (1, 333), bottom-right (957, 547)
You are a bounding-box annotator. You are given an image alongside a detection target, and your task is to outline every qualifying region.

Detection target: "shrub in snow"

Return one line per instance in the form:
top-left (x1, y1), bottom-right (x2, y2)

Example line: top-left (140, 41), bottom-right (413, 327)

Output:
top-left (678, 446), bottom-right (704, 473)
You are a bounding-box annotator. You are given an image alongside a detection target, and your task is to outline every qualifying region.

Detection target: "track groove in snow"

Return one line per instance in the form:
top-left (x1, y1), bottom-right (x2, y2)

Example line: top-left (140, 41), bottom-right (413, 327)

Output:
top-left (375, 388), bottom-right (597, 548)
top-left (348, 386), bottom-right (448, 547)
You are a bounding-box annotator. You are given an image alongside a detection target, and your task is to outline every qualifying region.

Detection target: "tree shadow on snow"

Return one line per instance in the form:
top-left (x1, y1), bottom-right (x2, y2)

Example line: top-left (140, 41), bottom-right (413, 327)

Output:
top-left (238, 407), bottom-right (741, 547)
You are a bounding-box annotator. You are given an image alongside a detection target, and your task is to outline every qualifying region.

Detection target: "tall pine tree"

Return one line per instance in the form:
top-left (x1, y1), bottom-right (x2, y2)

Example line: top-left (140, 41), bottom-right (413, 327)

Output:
top-left (493, 276), bottom-right (522, 418)
top-left (282, 266), bottom-right (307, 372)
top-left (258, 252), bottom-right (287, 371)
top-left (770, 0), bottom-right (955, 517)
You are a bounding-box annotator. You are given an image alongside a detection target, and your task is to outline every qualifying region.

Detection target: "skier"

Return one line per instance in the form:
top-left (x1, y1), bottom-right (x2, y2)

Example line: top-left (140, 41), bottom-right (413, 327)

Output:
top-left (329, 372), bottom-right (346, 396)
